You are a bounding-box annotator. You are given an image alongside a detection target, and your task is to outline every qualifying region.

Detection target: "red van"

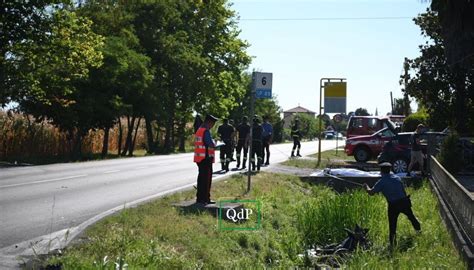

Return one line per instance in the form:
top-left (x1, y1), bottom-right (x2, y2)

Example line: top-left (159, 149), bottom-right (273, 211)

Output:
top-left (346, 116), bottom-right (398, 138)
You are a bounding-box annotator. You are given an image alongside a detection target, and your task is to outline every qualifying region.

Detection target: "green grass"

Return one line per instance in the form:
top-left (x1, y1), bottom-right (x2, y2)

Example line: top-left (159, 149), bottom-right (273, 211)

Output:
top-left (46, 173), bottom-right (465, 269)
top-left (281, 149), bottom-right (350, 169)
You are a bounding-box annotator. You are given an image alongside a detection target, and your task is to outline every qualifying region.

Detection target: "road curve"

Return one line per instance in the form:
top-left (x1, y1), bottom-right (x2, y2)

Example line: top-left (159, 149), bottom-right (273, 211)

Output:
top-left (0, 140), bottom-right (341, 249)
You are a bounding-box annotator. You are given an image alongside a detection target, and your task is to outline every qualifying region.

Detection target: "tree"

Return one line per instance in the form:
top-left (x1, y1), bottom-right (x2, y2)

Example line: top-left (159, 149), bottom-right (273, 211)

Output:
top-left (15, 9), bottom-right (104, 159)
top-left (406, 10), bottom-right (474, 133)
top-left (1, 1), bottom-right (64, 106)
top-left (392, 98), bottom-right (412, 115)
top-left (354, 108), bottom-right (370, 116)
top-left (431, 1), bottom-right (474, 68)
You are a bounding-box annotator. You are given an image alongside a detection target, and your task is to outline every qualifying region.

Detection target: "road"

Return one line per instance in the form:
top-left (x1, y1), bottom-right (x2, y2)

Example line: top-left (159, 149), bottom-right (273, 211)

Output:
top-left (0, 140), bottom-right (340, 249)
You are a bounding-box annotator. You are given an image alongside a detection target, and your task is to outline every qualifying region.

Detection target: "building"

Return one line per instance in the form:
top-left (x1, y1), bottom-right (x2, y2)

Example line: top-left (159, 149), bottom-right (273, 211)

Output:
top-left (283, 106), bottom-right (316, 128)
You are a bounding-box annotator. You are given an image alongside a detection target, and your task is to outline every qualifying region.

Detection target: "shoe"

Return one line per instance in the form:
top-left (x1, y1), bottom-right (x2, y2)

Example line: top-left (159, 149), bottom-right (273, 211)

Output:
top-left (207, 200), bottom-right (216, 204)
top-left (231, 158), bottom-right (236, 162)
top-left (265, 162), bottom-right (269, 166)
top-left (291, 154), bottom-right (295, 157)
top-left (297, 154), bottom-right (302, 157)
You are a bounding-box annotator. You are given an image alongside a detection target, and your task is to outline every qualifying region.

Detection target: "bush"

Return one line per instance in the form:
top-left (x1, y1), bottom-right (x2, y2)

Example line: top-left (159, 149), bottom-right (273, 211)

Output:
top-left (402, 109), bottom-right (428, 132)
top-left (437, 132), bottom-right (463, 174)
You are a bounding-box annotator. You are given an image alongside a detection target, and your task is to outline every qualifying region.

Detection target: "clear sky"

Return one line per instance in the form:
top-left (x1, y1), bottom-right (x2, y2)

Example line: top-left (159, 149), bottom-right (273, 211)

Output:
top-left (231, 0), bottom-right (430, 116)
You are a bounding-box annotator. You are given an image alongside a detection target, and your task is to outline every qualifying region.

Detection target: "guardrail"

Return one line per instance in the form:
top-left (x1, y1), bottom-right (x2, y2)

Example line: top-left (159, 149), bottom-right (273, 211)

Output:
top-left (429, 156), bottom-right (474, 267)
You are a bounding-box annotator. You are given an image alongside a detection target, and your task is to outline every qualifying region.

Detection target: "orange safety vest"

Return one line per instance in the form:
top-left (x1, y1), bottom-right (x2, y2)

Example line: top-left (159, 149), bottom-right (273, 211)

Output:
top-left (194, 127), bottom-right (215, 163)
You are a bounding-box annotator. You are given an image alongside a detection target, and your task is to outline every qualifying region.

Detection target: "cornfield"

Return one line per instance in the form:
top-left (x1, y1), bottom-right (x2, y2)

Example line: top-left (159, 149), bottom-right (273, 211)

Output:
top-left (0, 111), bottom-right (147, 164)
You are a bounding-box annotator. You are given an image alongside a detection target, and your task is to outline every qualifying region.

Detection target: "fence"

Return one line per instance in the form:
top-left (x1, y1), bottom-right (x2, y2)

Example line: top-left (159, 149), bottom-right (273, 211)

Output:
top-left (430, 156), bottom-right (474, 266)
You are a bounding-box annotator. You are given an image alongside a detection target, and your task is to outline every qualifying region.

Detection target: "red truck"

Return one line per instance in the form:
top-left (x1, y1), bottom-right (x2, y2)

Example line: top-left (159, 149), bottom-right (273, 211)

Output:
top-left (344, 127), bottom-right (397, 162)
top-left (346, 116), bottom-right (401, 138)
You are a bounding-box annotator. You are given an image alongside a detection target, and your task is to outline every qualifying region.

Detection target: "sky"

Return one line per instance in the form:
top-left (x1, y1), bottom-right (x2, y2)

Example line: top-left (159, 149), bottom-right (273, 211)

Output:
top-left (231, 0), bottom-right (430, 116)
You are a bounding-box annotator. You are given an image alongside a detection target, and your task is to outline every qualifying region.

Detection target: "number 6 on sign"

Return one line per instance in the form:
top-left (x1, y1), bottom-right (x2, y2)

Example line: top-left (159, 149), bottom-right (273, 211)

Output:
top-left (254, 72), bottom-right (272, 99)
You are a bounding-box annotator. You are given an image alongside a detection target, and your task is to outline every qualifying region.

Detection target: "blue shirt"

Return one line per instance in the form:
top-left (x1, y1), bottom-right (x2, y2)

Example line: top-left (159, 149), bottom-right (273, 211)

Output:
top-left (372, 173), bottom-right (407, 203)
top-left (262, 122), bottom-right (273, 137)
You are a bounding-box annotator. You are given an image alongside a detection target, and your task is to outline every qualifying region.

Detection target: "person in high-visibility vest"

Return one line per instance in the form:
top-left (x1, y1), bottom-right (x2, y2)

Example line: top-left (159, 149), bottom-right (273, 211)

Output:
top-left (291, 118), bottom-right (302, 157)
top-left (194, 114), bottom-right (218, 204)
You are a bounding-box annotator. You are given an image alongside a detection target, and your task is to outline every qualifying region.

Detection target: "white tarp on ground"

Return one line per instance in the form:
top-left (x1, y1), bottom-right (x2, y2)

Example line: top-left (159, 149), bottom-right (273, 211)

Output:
top-left (310, 168), bottom-right (409, 178)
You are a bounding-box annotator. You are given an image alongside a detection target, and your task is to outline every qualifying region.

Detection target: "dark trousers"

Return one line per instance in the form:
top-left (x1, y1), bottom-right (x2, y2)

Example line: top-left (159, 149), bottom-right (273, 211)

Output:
top-left (219, 140), bottom-right (232, 170)
top-left (262, 136), bottom-right (271, 163)
top-left (251, 140), bottom-right (262, 169)
top-left (236, 139), bottom-right (248, 167)
top-left (196, 158), bottom-right (213, 203)
top-left (388, 196), bottom-right (421, 245)
top-left (292, 137), bottom-right (301, 154)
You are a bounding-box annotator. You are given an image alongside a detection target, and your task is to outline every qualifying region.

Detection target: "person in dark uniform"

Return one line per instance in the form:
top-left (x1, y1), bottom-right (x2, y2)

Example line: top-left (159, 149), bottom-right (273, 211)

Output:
top-left (291, 118), bottom-right (302, 157)
top-left (261, 116), bottom-right (273, 166)
top-left (236, 116), bottom-right (250, 169)
top-left (229, 119), bottom-right (237, 162)
top-left (194, 114), bottom-right (218, 205)
top-left (217, 118), bottom-right (235, 172)
top-left (251, 115), bottom-right (263, 171)
top-left (365, 162), bottom-right (421, 246)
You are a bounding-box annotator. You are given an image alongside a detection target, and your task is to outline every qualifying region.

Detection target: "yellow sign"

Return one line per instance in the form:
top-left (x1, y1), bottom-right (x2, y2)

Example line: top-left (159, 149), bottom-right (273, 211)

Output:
top-left (325, 82), bottom-right (347, 97)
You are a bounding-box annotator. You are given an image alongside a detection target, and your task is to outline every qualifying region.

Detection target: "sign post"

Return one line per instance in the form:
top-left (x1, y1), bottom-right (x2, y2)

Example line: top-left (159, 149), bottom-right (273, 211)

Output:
top-left (333, 114), bottom-right (343, 156)
top-left (248, 72), bottom-right (272, 193)
top-left (318, 78), bottom-right (346, 165)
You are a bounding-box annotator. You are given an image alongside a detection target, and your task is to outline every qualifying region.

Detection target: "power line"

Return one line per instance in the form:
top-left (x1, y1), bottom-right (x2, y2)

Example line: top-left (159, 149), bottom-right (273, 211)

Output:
top-left (239, 16), bottom-right (413, 21)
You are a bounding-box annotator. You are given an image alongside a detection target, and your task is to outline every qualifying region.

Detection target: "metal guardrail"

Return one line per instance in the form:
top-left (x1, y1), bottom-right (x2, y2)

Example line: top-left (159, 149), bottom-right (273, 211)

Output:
top-left (430, 156), bottom-right (474, 249)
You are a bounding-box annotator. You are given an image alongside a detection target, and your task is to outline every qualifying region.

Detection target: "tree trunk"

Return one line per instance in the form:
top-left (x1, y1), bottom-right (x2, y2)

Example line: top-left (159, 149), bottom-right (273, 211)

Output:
top-left (145, 116), bottom-right (155, 154)
top-left (118, 119), bottom-right (123, 156)
top-left (454, 67), bottom-right (468, 134)
top-left (71, 131), bottom-right (82, 161)
top-left (164, 112), bottom-right (174, 153)
top-left (122, 115), bottom-right (135, 156)
top-left (129, 117), bottom-right (141, 156)
top-left (178, 119), bottom-right (186, 152)
top-left (101, 127), bottom-right (110, 158)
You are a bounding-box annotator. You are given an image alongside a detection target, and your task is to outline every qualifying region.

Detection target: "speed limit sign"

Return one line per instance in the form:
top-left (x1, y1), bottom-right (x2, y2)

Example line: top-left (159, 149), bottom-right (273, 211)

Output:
top-left (333, 114), bottom-right (343, 123)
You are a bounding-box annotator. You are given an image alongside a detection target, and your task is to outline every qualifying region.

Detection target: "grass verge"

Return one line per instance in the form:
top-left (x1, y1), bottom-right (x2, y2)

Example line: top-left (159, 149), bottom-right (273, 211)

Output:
top-left (46, 173), bottom-right (465, 269)
top-left (281, 149), bottom-right (350, 169)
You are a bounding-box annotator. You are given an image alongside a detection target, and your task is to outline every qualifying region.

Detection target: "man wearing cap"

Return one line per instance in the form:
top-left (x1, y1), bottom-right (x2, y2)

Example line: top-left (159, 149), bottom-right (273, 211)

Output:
top-left (194, 114), bottom-right (218, 204)
top-left (408, 124), bottom-right (426, 175)
top-left (217, 118), bottom-right (235, 172)
top-left (365, 162), bottom-right (421, 246)
top-left (291, 118), bottom-right (302, 157)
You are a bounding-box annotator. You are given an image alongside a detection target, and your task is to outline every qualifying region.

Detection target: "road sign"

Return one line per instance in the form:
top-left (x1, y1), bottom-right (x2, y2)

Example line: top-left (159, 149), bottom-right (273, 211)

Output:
top-left (333, 114), bottom-right (343, 123)
top-left (254, 72), bottom-right (272, 99)
top-left (324, 82), bottom-right (347, 113)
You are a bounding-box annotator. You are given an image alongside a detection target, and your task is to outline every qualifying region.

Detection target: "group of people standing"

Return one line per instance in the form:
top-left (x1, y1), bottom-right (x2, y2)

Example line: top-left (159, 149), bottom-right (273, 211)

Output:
top-left (216, 115), bottom-right (273, 172)
top-left (192, 114), bottom-right (273, 205)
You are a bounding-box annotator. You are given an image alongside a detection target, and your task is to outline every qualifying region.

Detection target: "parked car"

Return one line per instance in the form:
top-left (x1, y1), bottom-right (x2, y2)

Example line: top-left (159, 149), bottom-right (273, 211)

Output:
top-left (344, 127), bottom-right (396, 162)
top-left (377, 132), bottom-right (447, 173)
top-left (346, 116), bottom-right (399, 138)
top-left (377, 135), bottom-right (412, 173)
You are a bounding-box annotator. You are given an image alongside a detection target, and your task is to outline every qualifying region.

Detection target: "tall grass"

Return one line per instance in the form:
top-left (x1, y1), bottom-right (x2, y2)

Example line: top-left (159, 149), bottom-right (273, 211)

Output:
top-left (44, 173), bottom-right (465, 269)
top-left (298, 190), bottom-right (385, 246)
top-left (0, 111), bottom-right (147, 164)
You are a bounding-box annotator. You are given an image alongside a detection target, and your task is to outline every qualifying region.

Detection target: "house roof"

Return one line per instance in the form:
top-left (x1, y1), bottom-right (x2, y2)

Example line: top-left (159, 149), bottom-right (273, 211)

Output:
top-left (283, 106), bottom-right (316, 114)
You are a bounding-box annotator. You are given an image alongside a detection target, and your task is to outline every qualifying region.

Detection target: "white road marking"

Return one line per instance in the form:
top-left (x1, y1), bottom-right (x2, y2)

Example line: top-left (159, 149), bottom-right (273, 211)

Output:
top-left (103, 170), bottom-right (121, 174)
top-left (136, 166), bottom-right (148, 169)
top-left (0, 174), bottom-right (87, 189)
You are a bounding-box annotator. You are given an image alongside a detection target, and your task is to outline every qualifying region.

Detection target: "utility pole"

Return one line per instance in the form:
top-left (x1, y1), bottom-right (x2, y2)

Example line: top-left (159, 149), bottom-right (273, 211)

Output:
top-left (390, 91), bottom-right (394, 114)
top-left (403, 57), bottom-right (410, 116)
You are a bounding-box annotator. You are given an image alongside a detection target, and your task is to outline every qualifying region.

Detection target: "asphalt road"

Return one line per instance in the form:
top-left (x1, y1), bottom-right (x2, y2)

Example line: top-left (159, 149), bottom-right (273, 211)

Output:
top-left (0, 140), bottom-right (340, 249)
